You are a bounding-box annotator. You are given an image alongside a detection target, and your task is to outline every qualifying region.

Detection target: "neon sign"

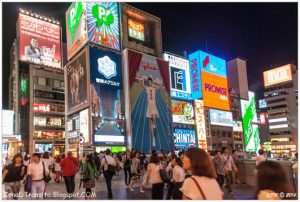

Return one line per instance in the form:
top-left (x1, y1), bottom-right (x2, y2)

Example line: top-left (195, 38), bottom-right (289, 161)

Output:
top-left (194, 100), bottom-right (207, 150)
top-left (33, 103), bottom-right (50, 113)
top-left (128, 19), bottom-right (145, 41)
top-left (97, 56), bottom-right (117, 79)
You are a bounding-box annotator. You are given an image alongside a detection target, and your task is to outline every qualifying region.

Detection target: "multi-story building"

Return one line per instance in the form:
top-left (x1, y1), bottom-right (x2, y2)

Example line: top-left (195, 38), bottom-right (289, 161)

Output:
top-left (263, 64), bottom-right (298, 158)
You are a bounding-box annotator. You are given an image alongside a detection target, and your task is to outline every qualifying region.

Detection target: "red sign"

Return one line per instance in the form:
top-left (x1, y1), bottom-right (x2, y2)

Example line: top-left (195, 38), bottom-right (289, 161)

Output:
top-left (260, 113), bottom-right (267, 125)
top-left (33, 103), bottom-right (50, 113)
top-left (18, 13), bottom-right (61, 68)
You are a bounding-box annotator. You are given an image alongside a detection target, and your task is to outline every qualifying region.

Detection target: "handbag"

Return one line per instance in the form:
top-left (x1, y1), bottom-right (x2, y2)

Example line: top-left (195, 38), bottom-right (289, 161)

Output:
top-left (105, 157), bottom-right (116, 175)
top-left (42, 162), bottom-right (52, 183)
top-left (159, 168), bottom-right (170, 183)
top-left (24, 175), bottom-right (32, 193)
top-left (190, 176), bottom-right (207, 200)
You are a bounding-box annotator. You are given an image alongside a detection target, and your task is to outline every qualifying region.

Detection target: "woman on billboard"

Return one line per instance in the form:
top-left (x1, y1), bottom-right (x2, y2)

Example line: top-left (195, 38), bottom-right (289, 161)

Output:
top-left (136, 73), bottom-right (162, 147)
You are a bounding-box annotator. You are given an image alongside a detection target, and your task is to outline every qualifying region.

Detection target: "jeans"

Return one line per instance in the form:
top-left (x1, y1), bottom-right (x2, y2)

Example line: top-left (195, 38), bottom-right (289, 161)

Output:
top-left (124, 168), bottom-right (131, 186)
top-left (104, 171), bottom-right (113, 197)
top-left (5, 181), bottom-right (21, 200)
top-left (225, 171), bottom-right (234, 192)
top-left (166, 182), bottom-right (174, 199)
top-left (31, 180), bottom-right (45, 199)
top-left (152, 183), bottom-right (164, 199)
top-left (216, 174), bottom-right (225, 187)
top-left (64, 176), bottom-right (75, 193)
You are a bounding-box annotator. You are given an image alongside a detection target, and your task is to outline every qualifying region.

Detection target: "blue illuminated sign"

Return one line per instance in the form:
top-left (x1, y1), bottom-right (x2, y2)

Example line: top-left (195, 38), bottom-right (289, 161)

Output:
top-left (188, 51), bottom-right (202, 99)
top-left (174, 128), bottom-right (197, 150)
top-left (198, 50), bottom-right (227, 77)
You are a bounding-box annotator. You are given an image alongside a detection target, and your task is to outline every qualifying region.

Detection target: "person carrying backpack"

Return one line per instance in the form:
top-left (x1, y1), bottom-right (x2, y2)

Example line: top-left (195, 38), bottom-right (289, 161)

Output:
top-left (101, 149), bottom-right (116, 199)
top-left (80, 154), bottom-right (98, 200)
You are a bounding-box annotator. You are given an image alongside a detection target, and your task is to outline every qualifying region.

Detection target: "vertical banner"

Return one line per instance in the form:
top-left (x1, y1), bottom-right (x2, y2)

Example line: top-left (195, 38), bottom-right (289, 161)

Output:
top-left (194, 100), bottom-right (207, 150)
top-left (89, 47), bottom-right (126, 146)
top-left (188, 51), bottom-right (202, 99)
top-left (123, 49), bottom-right (173, 153)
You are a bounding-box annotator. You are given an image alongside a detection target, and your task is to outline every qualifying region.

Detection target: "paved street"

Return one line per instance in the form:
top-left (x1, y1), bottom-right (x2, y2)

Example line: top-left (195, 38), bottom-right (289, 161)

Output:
top-left (5, 171), bottom-right (254, 200)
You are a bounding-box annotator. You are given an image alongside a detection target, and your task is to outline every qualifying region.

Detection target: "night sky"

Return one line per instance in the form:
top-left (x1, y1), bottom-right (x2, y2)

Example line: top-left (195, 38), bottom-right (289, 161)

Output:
top-left (2, 2), bottom-right (297, 109)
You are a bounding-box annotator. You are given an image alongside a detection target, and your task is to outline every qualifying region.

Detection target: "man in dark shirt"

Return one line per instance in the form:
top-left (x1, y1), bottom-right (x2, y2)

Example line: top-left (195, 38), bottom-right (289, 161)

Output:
top-left (213, 150), bottom-right (225, 188)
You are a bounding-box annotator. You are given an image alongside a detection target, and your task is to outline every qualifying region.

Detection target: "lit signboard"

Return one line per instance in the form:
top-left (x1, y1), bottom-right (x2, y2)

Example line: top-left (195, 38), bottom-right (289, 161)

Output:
top-left (189, 52), bottom-right (202, 99)
top-left (33, 117), bottom-right (64, 127)
top-left (87, 2), bottom-right (121, 51)
top-left (174, 128), bottom-right (196, 150)
top-left (233, 121), bottom-right (243, 132)
top-left (172, 100), bottom-right (195, 124)
top-left (33, 103), bottom-right (50, 113)
top-left (164, 53), bottom-right (192, 100)
top-left (197, 50), bottom-right (227, 77)
top-left (194, 100), bottom-right (207, 150)
top-left (209, 109), bottom-right (233, 127)
top-left (202, 71), bottom-right (230, 110)
top-left (18, 13), bottom-right (61, 68)
top-left (20, 73), bottom-right (29, 106)
top-left (2, 110), bottom-right (14, 135)
top-left (111, 146), bottom-right (127, 153)
top-left (259, 113), bottom-right (267, 125)
top-left (128, 18), bottom-right (145, 41)
top-left (80, 109), bottom-right (89, 143)
top-left (66, 2), bottom-right (88, 60)
top-left (94, 135), bottom-right (125, 144)
top-left (263, 64), bottom-right (292, 87)
top-left (259, 99), bottom-right (267, 109)
top-left (241, 91), bottom-right (260, 152)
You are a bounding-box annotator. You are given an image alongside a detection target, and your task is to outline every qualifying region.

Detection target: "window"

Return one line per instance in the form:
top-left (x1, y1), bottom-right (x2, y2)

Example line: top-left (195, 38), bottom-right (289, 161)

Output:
top-left (38, 77), bottom-right (46, 85)
top-left (267, 98), bottom-right (286, 104)
top-left (222, 131), bottom-right (226, 137)
top-left (227, 132), bottom-right (232, 137)
top-left (46, 78), bottom-right (51, 86)
top-left (54, 80), bottom-right (61, 88)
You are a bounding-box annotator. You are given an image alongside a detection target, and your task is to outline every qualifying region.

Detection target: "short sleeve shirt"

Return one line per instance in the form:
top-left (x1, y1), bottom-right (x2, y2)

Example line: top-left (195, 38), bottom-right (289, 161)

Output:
top-left (4, 164), bottom-right (24, 182)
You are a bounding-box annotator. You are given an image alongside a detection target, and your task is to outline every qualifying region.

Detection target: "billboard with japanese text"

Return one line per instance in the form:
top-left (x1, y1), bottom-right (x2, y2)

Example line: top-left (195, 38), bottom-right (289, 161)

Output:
top-left (18, 13), bottom-right (61, 68)
top-left (197, 50), bottom-right (227, 77)
top-left (128, 18), bottom-right (145, 41)
top-left (188, 52), bottom-right (202, 99)
top-left (89, 47), bottom-right (125, 146)
top-left (194, 100), bottom-right (207, 150)
top-left (171, 100), bottom-right (195, 124)
top-left (209, 109), bottom-right (233, 127)
top-left (174, 128), bottom-right (196, 150)
top-left (263, 64), bottom-right (292, 87)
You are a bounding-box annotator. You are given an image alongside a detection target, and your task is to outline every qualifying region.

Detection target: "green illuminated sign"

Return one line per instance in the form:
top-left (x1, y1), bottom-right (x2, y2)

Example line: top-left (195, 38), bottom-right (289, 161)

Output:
top-left (67, 2), bottom-right (84, 43)
top-left (20, 77), bottom-right (28, 96)
top-left (111, 146), bottom-right (126, 153)
top-left (92, 4), bottom-right (114, 27)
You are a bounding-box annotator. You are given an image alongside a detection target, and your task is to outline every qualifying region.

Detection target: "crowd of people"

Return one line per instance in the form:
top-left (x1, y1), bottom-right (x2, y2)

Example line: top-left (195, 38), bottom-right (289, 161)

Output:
top-left (2, 147), bottom-right (298, 200)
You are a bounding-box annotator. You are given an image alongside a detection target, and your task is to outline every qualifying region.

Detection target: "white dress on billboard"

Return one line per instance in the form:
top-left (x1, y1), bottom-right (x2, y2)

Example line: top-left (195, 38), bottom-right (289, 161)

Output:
top-left (145, 86), bottom-right (159, 118)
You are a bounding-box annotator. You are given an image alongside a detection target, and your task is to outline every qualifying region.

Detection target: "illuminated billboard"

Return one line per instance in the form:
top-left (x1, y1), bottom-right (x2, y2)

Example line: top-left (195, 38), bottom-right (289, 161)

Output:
top-left (2, 110), bottom-right (14, 135)
top-left (259, 99), bottom-right (267, 109)
top-left (66, 2), bottom-right (88, 60)
top-left (128, 18), bottom-right (145, 41)
top-left (20, 72), bottom-right (29, 106)
top-left (80, 109), bottom-right (89, 143)
top-left (18, 13), bottom-right (61, 68)
top-left (202, 71), bottom-right (230, 110)
top-left (66, 49), bottom-right (89, 115)
top-left (263, 64), bottom-right (292, 87)
top-left (241, 91), bottom-right (260, 152)
top-left (174, 128), bottom-right (196, 150)
top-left (233, 121), bottom-right (243, 132)
top-left (164, 53), bottom-right (192, 100)
top-left (87, 2), bottom-right (121, 51)
top-left (209, 109), bottom-right (233, 127)
top-left (188, 52), bottom-right (202, 99)
top-left (194, 100), bottom-right (207, 150)
top-left (198, 50), bottom-right (227, 77)
top-left (259, 113), bottom-right (267, 125)
top-left (90, 47), bottom-right (125, 146)
top-left (172, 100), bottom-right (195, 125)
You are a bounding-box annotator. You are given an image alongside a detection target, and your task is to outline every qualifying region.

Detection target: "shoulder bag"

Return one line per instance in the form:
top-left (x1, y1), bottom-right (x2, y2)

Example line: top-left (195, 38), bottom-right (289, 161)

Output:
top-left (42, 162), bottom-right (51, 183)
top-left (159, 164), bottom-right (170, 183)
top-left (105, 157), bottom-right (116, 175)
top-left (190, 176), bottom-right (207, 200)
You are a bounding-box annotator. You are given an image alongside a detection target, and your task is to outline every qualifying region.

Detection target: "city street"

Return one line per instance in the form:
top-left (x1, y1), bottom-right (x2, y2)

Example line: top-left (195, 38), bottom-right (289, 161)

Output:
top-left (5, 172), bottom-right (254, 200)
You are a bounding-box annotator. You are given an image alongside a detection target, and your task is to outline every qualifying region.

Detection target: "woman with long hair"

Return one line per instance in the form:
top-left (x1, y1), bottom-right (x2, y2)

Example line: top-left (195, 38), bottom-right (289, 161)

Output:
top-left (129, 152), bottom-right (144, 193)
top-left (80, 154), bottom-right (98, 200)
top-left (171, 157), bottom-right (185, 199)
top-left (147, 153), bottom-right (164, 199)
top-left (123, 152), bottom-right (132, 189)
top-left (255, 161), bottom-right (295, 200)
top-left (181, 148), bottom-right (223, 200)
top-left (54, 156), bottom-right (62, 182)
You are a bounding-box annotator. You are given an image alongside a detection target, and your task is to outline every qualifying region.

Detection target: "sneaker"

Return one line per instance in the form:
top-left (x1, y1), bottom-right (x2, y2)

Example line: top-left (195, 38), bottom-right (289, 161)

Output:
top-left (140, 189), bottom-right (145, 193)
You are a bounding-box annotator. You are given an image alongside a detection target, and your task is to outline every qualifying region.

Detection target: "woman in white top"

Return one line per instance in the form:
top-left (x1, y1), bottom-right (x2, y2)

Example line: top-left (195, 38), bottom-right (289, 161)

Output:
top-left (171, 157), bottom-right (185, 199)
top-left (129, 152), bottom-right (144, 193)
top-left (41, 152), bottom-right (54, 173)
top-left (100, 149), bottom-right (116, 199)
top-left (181, 148), bottom-right (223, 200)
top-left (147, 153), bottom-right (163, 199)
top-left (54, 156), bottom-right (62, 182)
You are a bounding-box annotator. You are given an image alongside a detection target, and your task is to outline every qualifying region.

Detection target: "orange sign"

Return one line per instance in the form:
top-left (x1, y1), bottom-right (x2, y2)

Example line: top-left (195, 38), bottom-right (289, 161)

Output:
top-left (128, 19), bottom-right (144, 32)
top-left (263, 64), bottom-right (292, 87)
top-left (201, 71), bottom-right (230, 110)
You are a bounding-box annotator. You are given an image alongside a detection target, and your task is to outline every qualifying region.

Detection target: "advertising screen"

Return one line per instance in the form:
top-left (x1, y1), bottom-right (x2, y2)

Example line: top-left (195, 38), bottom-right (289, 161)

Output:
top-left (209, 109), bottom-right (233, 127)
top-left (174, 128), bottom-right (196, 150)
top-left (66, 49), bottom-right (89, 115)
top-left (172, 100), bottom-right (195, 124)
top-left (20, 72), bottom-right (29, 106)
top-left (35, 143), bottom-right (53, 153)
top-left (90, 47), bottom-right (125, 146)
top-left (164, 53), bottom-right (192, 100)
top-left (2, 110), bottom-right (14, 135)
top-left (233, 121), bottom-right (243, 132)
top-left (66, 2), bottom-right (88, 60)
top-left (263, 64), bottom-right (292, 87)
top-left (33, 103), bottom-right (50, 113)
top-left (259, 113), bottom-right (267, 125)
top-left (188, 51), bottom-right (202, 99)
top-left (194, 100), bottom-right (207, 150)
top-left (123, 49), bottom-right (173, 153)
top-left (197, 50), bottom-right (227, 77)
top-left (202, 71), bottom-right (230, 110)
top-left (87, 2), bottom-right (121, 51)
top-left (259, 99), bottom-right (267, 109)
top-left (241, 91), bottom-right (260, 152)
top-left (80, 109), bottom-right (89, 143)
top-left (128, 18), bottom-right (145, 41)
top-left (18, 13), bottom-right (61, 68)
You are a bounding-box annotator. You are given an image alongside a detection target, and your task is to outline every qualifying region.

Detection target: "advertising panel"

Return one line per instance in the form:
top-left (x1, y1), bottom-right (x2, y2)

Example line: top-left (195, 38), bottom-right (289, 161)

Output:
top-left (80, 109), bottom-right (89, 143)
top-left (2, 110), bottom-right (14, 135)
top-left (90, 47), bottom-right (125, 146)
top-left (33, 117), bottom-right (65, 127)
top-left (202, 71), bottom-right (230, 110)
top-left (172, 100), bottom-right (195, 124)
top-left (233, 121), bottom-right (243, 132)
top-left (188, 51), bottom-right (202, 99)
top-left (209, 109), bottom-right (233, 127)
top-left (128, 18), bottom-right (145, 41)
top-left (198, 50), bottom-right (227, 77)
top-left (66, 49), bottom-right (89, 115)
top-left (20, 72), bottom-right (29, 106)
top-left (123, 49), bottom-right (173, 153)
top-left (164, 53), bottom-right (192, 100)
top-left (194, 100), bottom-right (207, 150)
top-left (66, 2), bottom-right (88, 59)
top-left (241, 91), bottom-right (260, 152)
top-left (18, 13), bottom-right (61, 68)
top-left (259, 113), bottom-right (267, 125)
top-left (259, 99), bottom-right (267, 109)
top-left (263, 64), bottom-right (292, 87)
top-left (174, 128), bottom-right (196, 150)
top-left (87, 2), bottom-right (121, 51)
top-left (33, 103), bottom-right (50, 113)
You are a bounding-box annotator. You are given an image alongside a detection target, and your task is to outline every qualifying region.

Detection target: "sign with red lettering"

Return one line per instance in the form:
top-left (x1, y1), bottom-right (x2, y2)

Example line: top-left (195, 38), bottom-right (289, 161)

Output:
top-left (194, 100), bottom-right (207, 150)
top-left (33, 103), bottom-right (50, 113)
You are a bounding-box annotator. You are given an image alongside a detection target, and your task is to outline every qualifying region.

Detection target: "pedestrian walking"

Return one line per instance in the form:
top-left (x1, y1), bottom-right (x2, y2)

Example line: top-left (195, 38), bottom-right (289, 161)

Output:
top-left (123, 152), bottom-right (132, 189)
top-left (129, 152), bottom-right (144, 193)
top-left (213, 150), bottom-right (225, 188)
top-left (170, 157), bottom-right (185, 199)
top-left (255, 161), bottom-right (295, 200)
top-left (113, 153), bottom-right (121, 176)
top-left (60, 151), bottom-right (78, 194)
top-left (166, 153), bottom-right (177, 199)
top-left (93, 152), bottom-right (101, 173)
top-left (41, 152), bottom-right (54, 175)
top-left (181, 148), bottom-right (223, 200)
top-left (232, 150), bottom-right (241, 184)
top-left (80, 154), bottom-right (98, 200)
top-left (27, 153), bottom-right (50, 199)
top-left (256, 149), bottom-right (266, 166)
top-left (101, 148), bottom-right (116, 199)
top-left (54, 156), bottom-right (62, 182)
top-left (2, 153), bottom-right (26, 200)
top-left (221, 147), bottom-right (237, 194)
top-left (147, 153), bottom-right (164, 199)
